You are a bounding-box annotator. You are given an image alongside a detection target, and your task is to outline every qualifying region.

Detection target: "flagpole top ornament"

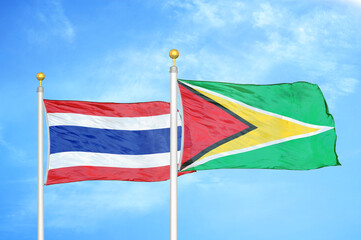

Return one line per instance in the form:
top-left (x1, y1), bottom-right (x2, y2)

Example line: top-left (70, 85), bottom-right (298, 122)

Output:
top-left (36, 72), bottom-right (45, 87)
top-left (169, 49), bottom-right (179, 66)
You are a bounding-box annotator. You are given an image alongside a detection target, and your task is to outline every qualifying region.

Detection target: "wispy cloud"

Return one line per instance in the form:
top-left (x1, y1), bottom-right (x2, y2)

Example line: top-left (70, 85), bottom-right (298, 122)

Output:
top-left (3, 180), bottom-right (169, 231)
top-left (2, 192), bottom-right (37, 233)
top-left (95, 48), bottom-right (172, 103)
top-left (249, 2), bottom-right (361, 106)
top-left (74, 0), bottom-right (360, 109)
top-left (0, 126), bottom-right (26, 160)
top-left (165, 0), bottom-right (246, 28)
top-left (331, 0), bottom-right (361, 8)
top-left (253, 1), bottom-right (360, 97)
top-left (164, 1), bottom-right (360, 92)
top-left (44, 181), bottom-right (168, 230)
top-left (253, 2), bottom-right (285, 28)
top-left (320, 77), bottom-right (359, 107)
top-left (50, 47), bottom-right (174, 103)
top-left (179, 171), bottom-right (295, 224)
top-left (28, 0), bottom-right (75, 43)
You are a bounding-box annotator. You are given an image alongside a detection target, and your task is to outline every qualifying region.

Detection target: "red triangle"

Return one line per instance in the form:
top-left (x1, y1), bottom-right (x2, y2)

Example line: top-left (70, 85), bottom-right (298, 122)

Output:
top-left (179, 84), bottom-right (250, 166)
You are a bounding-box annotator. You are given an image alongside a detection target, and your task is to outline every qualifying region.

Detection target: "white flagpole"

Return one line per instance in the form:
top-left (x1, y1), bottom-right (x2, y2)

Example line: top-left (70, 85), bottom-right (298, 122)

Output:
top-left (169, 49), bottom-right (179, 240)
top-left (37, 72), bottom-right (45, 240)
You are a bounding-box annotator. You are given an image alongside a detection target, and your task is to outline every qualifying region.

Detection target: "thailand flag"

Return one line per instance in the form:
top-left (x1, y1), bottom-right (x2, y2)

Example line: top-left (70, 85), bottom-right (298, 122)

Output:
top-left (44, 100), bottom-right (186, 185)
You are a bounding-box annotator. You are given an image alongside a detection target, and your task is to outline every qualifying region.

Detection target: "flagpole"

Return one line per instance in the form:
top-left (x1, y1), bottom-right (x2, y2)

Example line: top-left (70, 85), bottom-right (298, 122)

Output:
top-left (169, 49), bottom-right (179, 240)
top-left (37, 72), bottom-right (45, 240)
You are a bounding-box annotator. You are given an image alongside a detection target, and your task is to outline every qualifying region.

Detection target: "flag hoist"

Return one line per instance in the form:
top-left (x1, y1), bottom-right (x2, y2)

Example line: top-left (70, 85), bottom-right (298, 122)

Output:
top-left (37, 72), bottom-right (45, 240)
top-left (169, 49), bottom-right (179, 240)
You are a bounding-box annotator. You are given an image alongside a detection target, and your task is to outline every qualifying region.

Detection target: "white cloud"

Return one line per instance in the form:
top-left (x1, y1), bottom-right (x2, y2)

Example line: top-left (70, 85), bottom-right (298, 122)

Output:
top-left (29, 0), bottom-right (75, 43)
top-left (320, 77), bottom-right (359, 107)
top-left (333, 0), bottom-right (361, 7)
top-left (92, 48), bottom-right (172, 103)
top-left (338, 78), bottom-right (359, 93)
top-left (44, 0), bottom-right (360, 113)
top-left (179, 170), bottom-right (295, 223)
top-left (44, 181), bottom-right (168, 229)
top-left (0, 126), bottom-right (26, 160)
top-left (2, 179), bottom-right (168, 231)
top-left (253, 2), bottom-right (284, 28)
top-left (2, 191), bottom-right (37, 233)
top-left (165, 0), bottom-right (246, 28)
top-left (247, 3), bottom-right (361, 109)
top-left (90, 1), bottom-right (360, 107)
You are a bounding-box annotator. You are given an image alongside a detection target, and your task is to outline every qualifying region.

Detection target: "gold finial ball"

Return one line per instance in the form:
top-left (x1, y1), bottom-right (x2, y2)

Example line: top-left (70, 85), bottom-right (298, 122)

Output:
top-left (169, 49), bottom-right (179, 60)
top-left (36, 72), bottom-right (45, 81)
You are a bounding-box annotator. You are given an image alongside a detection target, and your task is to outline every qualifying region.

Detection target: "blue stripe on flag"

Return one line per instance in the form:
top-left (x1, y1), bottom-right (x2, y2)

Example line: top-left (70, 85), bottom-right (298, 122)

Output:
top-left (49, 126), bottom-right (182, 155)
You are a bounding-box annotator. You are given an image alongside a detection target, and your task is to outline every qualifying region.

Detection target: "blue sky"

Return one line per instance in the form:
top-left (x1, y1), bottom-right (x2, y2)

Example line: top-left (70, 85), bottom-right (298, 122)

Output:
top-left (1, 0), bottom-right (361, 239)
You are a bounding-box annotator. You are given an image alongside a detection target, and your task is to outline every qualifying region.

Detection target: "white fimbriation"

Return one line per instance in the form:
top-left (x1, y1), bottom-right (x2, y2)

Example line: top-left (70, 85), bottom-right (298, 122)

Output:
top-left (48, 151), bottom-right (182, 169)
top-left (170, 65), bottom-right (178, 240)
top-left (37, 86), bottom-right (44, 240)
top-left (47, 112), bottom-right (182, 130)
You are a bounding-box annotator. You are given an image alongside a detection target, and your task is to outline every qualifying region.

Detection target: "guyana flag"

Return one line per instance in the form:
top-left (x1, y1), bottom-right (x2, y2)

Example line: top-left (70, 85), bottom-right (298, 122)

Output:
top-left (178, 79), bottom-right (339, 172)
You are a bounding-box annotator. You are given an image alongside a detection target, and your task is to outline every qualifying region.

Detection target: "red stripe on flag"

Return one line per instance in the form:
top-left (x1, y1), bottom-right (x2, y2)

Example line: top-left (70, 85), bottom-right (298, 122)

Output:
top-left (44, 100), bottom-right (171, 117)
top-left (179, 84), bottom-right (249, 165)
top-left (46, 166), bottom-right (193, 185)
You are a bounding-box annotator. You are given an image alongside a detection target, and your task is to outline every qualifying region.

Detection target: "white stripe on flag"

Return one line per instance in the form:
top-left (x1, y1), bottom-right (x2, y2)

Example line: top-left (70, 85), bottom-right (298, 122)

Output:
top-left (49, 151), bottom-right (182, 170)
top-left (48, 112), bottom-right (182, 130)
